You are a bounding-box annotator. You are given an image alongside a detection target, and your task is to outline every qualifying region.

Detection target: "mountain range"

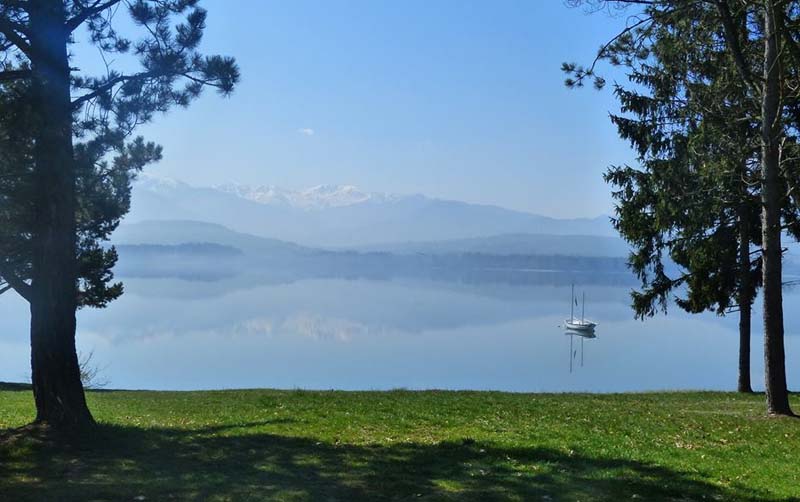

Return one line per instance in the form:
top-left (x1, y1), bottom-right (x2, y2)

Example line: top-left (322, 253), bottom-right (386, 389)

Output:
top-left (214, 183), bottom-right (401, 209)
top-left (113, 220), bottom-right (630, 259)
top-left (128, 174), bottom-right (617, 248)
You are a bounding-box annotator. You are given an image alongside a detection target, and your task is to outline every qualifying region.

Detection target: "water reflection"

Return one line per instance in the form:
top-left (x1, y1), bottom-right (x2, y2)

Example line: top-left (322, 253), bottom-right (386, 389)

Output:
top-left (565, 328), bottom-right (597, 373)
top-left (0, 275), bottom-right (798, 391)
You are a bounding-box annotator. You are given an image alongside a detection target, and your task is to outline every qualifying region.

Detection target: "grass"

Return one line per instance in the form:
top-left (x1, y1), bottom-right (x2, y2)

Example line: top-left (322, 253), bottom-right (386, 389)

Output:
top-left (1, 386), bottom-right (799, 501)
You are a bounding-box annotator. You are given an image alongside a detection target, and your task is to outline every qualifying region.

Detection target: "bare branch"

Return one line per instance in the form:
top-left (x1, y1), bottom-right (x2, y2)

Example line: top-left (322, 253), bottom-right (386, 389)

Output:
top-left (570, 14), bottom-right (654, 87)
top-left (0, 264), bottom-right (31, 302)
top-left (65, 0), bottom-right (124, 33)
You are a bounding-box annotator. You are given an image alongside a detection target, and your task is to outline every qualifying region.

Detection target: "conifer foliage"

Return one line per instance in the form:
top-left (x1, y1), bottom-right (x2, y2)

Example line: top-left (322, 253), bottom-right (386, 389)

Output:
top-left (0, 0), bottom-right (238, 428)
top-left (567, 0), bottom-right (800, 413)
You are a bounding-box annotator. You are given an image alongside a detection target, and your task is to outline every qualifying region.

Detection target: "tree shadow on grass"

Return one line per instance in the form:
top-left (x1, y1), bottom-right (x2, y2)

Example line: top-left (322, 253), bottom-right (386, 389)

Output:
top-left (0, 382), bottom-right (31, 391)
top-left (0, 422), bottom-right (796, 502)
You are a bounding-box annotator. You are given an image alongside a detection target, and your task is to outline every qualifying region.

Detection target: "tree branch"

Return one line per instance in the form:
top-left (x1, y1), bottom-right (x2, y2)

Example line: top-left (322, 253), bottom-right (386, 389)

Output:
top-left (0, 68), bottom-right (31, 82)
top-left (65, 0), bottom-right (125, 33)
top-left (714, 0), bottom-right (759, 94)
top-left (0, 264), bottom-right (31, 302)
top-left (571, 14), bottom-right (653, 87)
top-left (71, 70), bottom-right (160, 109)
top-left (0, 17), bottom-right (32, 58)
top-left (781, 19), bottom-right (800, 73)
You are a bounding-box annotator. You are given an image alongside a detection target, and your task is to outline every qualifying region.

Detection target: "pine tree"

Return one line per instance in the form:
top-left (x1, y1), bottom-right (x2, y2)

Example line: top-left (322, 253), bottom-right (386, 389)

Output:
top-left (0, 0), bottom-right (239, 428)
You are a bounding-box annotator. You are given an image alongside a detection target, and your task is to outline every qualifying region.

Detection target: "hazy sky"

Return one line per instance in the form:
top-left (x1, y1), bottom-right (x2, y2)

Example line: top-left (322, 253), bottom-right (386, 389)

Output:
top-left (103, 1), bottom-right (637, 218)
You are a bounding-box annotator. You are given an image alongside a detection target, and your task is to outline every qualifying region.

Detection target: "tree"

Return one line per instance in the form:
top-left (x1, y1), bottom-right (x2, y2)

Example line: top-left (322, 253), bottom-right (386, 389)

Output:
top-left (0, 0), bottom-right (239, 428)
top-left (596, 1), bottom-right (762, 393)
top-left (566, 0), bottom-right (800, 414)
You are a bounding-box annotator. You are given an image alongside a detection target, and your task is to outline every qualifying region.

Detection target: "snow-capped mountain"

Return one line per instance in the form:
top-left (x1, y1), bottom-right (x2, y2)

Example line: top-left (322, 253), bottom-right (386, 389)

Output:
top-left (214, 183), bottom-right (294, 206)
top-left (135, 173), bottom-right (189, 193)
top-left (128, 174), bottom-right (616, 247)
top-left (214, 183), bottom-right (399, 210)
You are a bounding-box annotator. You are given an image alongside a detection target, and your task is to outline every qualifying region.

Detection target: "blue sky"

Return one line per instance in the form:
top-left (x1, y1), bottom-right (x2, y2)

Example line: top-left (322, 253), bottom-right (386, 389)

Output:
top-left (103, 0), bottom-right (637, 218)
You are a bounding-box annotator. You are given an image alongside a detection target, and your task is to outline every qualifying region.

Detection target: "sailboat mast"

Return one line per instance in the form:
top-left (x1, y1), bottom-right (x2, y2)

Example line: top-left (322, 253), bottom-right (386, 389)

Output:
top-left (582, 291), bottom-right (585, 322)
top-left (570, 284), bottom-right (574, 321)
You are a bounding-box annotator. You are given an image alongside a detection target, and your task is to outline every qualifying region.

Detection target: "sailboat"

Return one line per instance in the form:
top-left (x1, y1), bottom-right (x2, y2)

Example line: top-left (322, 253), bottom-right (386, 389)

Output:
top-left (564, 284), bottom-right (597, 331)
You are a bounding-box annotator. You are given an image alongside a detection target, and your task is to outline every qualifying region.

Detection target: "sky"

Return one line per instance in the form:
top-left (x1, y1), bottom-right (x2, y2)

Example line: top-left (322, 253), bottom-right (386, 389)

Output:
top-left (81, 0), bottom-right (639, 219)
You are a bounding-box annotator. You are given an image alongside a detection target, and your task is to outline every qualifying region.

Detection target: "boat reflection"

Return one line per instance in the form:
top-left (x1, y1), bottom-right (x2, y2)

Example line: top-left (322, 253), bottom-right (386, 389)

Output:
top-left (565, 327), bottom-right (597, 373)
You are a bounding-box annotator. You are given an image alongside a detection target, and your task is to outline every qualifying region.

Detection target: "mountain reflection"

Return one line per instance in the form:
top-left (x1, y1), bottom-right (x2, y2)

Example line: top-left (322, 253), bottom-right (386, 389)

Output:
top-left (2, 275), bottom-right (798, 392)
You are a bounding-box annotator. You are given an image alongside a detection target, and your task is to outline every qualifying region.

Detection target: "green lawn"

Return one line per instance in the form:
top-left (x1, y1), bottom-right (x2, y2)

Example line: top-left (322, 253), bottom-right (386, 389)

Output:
top-left (1, 386), bottom-right (799, 501)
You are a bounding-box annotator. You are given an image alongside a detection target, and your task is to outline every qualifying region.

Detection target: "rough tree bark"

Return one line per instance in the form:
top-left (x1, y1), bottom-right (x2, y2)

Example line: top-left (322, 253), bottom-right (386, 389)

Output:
top-left (28, 0), bottom-right (94, 427)
top-left (760, 0), bottom-right (792, 416)
top-left (737, 202), bottom-right (753, 394)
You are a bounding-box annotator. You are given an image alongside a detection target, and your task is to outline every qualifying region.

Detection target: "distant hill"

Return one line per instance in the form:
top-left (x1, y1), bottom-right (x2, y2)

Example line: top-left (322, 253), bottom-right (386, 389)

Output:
top-left (127, 175), bottom-right (616, 247)
top-left (118, 243), bottom-right (243, 257)
top-left (111, 220), bottom-right (635, 287)
top-left (112, 220), bottom-right (313, 258)
top-left (114, 220), bottom-right (628, 259)
top-left (355, 233), bottom-right (629, 258)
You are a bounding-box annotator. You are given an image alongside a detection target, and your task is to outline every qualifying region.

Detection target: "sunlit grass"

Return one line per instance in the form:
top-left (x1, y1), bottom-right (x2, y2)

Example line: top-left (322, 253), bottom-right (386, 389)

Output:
top-left (1, 387), bottom-right (799, 501)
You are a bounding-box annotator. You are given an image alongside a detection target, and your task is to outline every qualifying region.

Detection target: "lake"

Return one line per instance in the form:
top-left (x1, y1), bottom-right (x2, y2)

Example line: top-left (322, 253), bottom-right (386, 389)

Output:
top-left (1, 274), bottom-right (798, 392)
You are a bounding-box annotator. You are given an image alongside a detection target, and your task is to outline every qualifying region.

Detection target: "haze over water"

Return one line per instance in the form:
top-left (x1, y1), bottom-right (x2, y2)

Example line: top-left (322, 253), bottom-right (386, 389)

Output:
top-left (1, 275), bottom-right (797, 392)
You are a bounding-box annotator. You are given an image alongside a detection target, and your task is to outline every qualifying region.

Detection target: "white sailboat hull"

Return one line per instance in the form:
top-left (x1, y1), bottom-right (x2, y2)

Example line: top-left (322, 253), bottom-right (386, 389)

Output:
top-left (564, 285), bottom-right (598, 332)
top-left (564, 319), bottom-right (596, 331)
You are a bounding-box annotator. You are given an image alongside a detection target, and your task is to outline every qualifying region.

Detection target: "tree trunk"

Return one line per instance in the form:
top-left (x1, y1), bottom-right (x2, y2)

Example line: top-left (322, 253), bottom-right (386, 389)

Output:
top-left (737, 203), bottom-right (753, 394)
top-left (760, 0), bottom-right (792, 416)
top-left (28, 0), bottom-right (94, 427)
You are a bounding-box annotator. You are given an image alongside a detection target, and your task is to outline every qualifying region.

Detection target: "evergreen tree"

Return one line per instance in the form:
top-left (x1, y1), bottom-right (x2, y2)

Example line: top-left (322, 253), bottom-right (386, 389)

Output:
top-left (0, 0), bottom-right (239, 428)
top-left (566, 0), bottom-right (800, 414)
top-left (607, 2), bottom-right (761, 393)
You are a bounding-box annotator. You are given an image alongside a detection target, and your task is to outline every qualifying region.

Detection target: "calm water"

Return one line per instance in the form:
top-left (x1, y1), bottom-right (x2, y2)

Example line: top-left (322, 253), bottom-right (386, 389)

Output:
top-left (1, 275), bottom-right (798, 392)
